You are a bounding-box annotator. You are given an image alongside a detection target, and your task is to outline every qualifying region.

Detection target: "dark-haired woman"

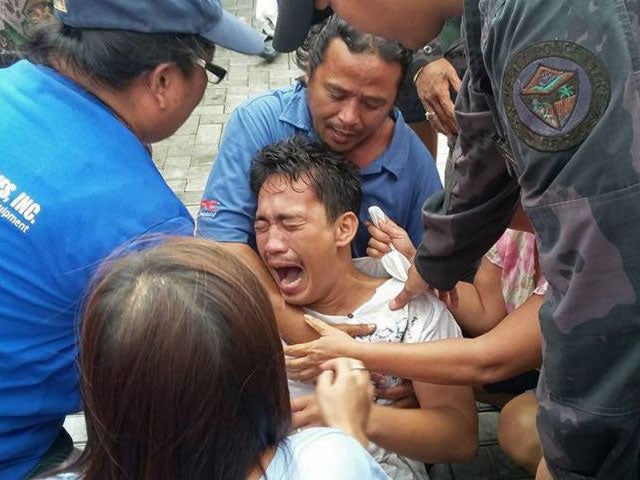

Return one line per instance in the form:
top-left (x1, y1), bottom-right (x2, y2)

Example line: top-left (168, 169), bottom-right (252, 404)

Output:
top-left (42, 237), bottom-right (387, 479)
top-left (0, 0), bottom-right (264, 477)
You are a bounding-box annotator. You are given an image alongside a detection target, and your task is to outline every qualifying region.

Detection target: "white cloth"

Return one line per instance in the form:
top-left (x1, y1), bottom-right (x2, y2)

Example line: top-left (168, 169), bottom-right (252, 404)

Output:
top-left (254, 0), bottom-right (278, 37)
top-left (43, 428), bottom-right (389, 480)
top-left (287, 258), bottom-right (462, 480)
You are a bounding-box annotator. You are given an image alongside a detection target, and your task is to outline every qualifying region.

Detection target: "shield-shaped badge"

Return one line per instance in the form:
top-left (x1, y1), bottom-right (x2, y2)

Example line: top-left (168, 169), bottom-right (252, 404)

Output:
top-left (520, 65), bottom-right (578, 131)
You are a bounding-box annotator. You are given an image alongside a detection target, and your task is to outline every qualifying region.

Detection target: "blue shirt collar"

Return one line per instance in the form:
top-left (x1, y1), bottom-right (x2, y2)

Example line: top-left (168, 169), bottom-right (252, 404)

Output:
top-left (279, 81), bottom-right (315, 133)
top-left (279, 81), bottom-right (410, 178)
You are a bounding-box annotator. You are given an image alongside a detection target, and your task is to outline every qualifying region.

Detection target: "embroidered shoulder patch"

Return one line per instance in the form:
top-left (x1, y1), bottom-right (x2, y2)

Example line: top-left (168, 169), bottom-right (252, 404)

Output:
top-left (502, 41), bottom-right (609, 152)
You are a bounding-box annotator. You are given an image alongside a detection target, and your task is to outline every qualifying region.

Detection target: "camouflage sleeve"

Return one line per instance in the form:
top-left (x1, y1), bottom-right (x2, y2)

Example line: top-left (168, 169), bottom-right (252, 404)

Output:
top-left (1, 1), bottom-right (52, 66)
top-left (414, 71), bottom-right (520, 291)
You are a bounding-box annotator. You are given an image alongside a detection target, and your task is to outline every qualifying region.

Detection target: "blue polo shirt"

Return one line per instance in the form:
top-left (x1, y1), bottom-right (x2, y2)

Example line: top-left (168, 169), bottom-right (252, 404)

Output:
top-left (0, 60), bottom-right (193, 478)
top-left (197, 82), bottom-right (442, 256)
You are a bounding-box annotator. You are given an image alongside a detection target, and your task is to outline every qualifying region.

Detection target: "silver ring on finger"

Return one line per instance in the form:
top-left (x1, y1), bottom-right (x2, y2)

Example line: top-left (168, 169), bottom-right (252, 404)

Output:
top-left (425, 110), bottom-right (436, 121)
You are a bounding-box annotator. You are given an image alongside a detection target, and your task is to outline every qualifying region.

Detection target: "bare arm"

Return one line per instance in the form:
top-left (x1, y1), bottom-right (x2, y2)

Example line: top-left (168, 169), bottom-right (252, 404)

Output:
top-left (221, 242), bottom-right (317, 343)
top-left (341, 294), bottom-right (542, 385)
top-left (366, 381), bottom-right (477, 463)
top-left (451, 257), bottom-right (508, 337)
top-left (286, 295), bottom-right (542, 385)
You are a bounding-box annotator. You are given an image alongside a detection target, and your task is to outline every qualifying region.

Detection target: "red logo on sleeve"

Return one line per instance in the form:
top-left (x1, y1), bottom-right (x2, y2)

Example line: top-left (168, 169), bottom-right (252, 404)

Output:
top-left (200, 199), bottom-right (219, 213)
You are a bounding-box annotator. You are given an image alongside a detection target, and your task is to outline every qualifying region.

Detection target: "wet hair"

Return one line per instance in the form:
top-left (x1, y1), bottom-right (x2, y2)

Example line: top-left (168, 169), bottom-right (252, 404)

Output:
top-left (62, 237), bottom-right (291, 479)
top-left (294, 15), bottom-right (411, 88)
top-left (26, 19), bottom-right (211, 89)
top-left (250, 133), bottom-right (362, 222)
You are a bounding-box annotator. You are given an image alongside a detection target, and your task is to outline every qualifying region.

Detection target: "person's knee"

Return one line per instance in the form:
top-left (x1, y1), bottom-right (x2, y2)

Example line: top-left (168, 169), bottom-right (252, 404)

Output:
top-left (498, 393), bottom-right (541, 473)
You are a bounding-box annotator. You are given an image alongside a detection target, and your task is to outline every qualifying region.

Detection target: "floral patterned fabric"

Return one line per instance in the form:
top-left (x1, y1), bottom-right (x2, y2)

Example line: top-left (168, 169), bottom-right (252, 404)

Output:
top-left (485, 229), bottom-right (548, 313)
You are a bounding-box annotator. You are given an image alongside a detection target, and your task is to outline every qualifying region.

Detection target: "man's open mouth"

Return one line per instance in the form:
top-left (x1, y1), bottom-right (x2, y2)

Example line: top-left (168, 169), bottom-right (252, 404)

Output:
top-left (272, 265), bottom-right (304, 293)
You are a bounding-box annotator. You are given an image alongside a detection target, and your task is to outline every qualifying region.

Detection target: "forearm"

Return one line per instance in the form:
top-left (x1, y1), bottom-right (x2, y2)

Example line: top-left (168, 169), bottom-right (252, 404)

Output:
top-left (343, 339), bottom-right (487, 385)
top-left (366, 403), bottom-right (477, 462)
top-left (451, 259), bottom-right (508, 336)
top-left (220, 243), bottom-right (317, 343)
top-left (339, 302), bottom-right (542, 385)
top-left (450, 281), bottom-right (497, 336)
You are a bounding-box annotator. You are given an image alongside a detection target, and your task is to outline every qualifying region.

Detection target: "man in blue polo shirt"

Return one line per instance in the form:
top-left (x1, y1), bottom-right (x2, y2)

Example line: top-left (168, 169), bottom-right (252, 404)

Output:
top-left (0, 0), bottom-right (262, 477)
top-left (197, 16), bottom-right (442, 342)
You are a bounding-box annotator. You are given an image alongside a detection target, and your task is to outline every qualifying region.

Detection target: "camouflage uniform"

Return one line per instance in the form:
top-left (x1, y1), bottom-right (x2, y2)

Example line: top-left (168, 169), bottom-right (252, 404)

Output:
top-left (0, 0), bottom-right (51, 66)
top-left (416, 0), bottom-right (640, 478)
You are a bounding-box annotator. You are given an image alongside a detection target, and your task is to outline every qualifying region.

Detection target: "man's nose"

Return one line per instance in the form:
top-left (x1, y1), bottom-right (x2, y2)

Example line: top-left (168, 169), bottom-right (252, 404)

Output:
top-left (264, 229), bottom-right (288, 255)
top-left (337, 99), bottom-right (360, 126)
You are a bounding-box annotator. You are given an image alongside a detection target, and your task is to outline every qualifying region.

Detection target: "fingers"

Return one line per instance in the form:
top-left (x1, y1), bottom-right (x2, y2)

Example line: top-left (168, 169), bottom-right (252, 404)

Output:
top-left (292, 395), bottom-right (322, 429)
top-left (285, 347), bottom-right (324, 381)
top-left (390, 285), bottom-right (413, 311)
top-left (365, 219), bottom-right (396, 258)
top-left (416, 59), bottom-right (460, 136)
top-left (433, 285), bottom-right (459, 309)
top-left (303, 313), bottom-right (332, 335)
top-left (390, 265), bottom-right (428, 310)
top-left (426, 96), bottom-right (457, 137)
top-left (291, 395), bottom-right (310, 413)
top-left (375, 382), bottom-right (413, 402)
top-left (305, 312), bottom-right (376, 338)
top-left (366, 237), bottom-right (392, 258)
top-left (334, 322), bottom-right (376, 338)
top-left (331, 357), bottom-right (372, 386)
top-left (365, 220), bottom-right (392, 244)
top-left (315, 368), bottom-right (335, 390)
top-left (429, 111), bottom-right (449, 138)
top-left (444, 64), bottom-right (462, 93)
top-left (288, 366), bottom-right (320, 383)
top-left (315, 357), bottom-right (373, 446)
top-left (284, 343), bottom-right (313, 360)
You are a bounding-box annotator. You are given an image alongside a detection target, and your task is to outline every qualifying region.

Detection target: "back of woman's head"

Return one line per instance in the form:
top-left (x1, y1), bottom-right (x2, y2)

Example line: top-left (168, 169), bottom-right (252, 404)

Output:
top-left (27, 21), bottom-right (209, 90)
top-left (75, 237), bottom-right (291, 479)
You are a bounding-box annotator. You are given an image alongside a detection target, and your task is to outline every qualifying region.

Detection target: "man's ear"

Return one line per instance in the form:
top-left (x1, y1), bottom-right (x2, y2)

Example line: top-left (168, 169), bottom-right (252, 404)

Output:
top-left (334, 211), bottom-right (358, 247)
top-left (144, 63), bottom-right (176, 110)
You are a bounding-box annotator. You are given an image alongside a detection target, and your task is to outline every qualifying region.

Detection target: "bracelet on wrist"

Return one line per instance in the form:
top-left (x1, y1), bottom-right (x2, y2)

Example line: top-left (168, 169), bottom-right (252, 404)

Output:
top-left (412, 64), bottom-right (427, 84)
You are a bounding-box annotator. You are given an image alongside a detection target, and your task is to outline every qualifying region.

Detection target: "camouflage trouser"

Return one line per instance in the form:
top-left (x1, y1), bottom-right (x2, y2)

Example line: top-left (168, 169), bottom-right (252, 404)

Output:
top-left (482, 0), bottom-right (640, 477)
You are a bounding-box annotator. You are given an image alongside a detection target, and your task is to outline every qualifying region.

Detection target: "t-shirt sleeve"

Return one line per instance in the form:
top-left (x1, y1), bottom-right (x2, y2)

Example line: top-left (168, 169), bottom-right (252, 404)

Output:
top-left (295, 430), bottom-right (390, 480)
top-left (485, 237), bottom-right (503, 268)
top-left (404, 291), bottom-right (462, 343)
top-left (533, 275), bottom-right (548, 296)
top-left (195, 102), bottom-right (275, 245)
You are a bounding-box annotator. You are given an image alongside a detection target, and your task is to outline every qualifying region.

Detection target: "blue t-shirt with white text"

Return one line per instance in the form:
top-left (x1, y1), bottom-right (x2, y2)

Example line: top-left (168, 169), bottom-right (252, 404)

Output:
top-left (0, 60), bottom-right (193, 478)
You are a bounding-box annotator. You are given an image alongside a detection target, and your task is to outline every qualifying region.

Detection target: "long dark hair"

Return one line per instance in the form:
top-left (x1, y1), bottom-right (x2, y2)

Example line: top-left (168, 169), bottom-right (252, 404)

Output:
top-left (67, 237), bottom-right (291, 479)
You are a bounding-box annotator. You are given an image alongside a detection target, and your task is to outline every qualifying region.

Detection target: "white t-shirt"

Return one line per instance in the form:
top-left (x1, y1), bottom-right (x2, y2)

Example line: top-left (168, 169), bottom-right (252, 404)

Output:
top-left (287, 258), bottom-right (462, 480)
top-left (43, 428), bottom-right (388, 480)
